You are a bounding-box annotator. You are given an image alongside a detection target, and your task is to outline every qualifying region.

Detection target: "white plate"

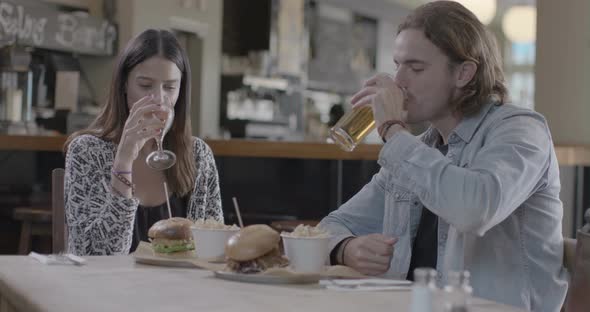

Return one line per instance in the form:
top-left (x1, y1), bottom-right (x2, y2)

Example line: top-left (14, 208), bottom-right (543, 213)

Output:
top-left (213, 270), bottom-right (321, 285)
top-left (328, 278), bottom-right (412, 286)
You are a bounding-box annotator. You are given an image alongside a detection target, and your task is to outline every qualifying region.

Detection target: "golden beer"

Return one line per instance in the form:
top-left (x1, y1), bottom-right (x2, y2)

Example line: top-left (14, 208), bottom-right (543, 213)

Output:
top-left (329, 106), bottom-right (375, 152)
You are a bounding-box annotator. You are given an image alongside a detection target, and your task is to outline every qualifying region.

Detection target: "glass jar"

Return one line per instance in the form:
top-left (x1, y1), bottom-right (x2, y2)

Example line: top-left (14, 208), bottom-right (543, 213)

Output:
top-left (443, 271), bottom-right (473, 312)
top-left (410, 268), bottom-right (438, 312)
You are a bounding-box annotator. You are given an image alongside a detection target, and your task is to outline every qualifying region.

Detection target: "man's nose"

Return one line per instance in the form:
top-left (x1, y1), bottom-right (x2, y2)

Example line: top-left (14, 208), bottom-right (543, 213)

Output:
top-left (393, 70), bottom-right (408, 90)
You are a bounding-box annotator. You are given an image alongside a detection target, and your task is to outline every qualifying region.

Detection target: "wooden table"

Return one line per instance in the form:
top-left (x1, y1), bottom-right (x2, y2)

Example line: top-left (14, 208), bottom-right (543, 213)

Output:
top-left (0, 256), bottom-right (524, 312)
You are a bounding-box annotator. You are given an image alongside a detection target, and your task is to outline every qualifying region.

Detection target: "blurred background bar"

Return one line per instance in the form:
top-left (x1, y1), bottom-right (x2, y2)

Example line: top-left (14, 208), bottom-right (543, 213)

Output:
top-left (0, 0), bottom-right (588, 253)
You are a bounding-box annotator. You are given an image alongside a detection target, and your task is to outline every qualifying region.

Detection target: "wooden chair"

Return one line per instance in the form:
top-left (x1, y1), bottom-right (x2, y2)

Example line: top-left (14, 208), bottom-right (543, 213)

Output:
top-left (52, 168), bottom-right (67, 253)
top-left (563, 230), bottom-right (590, 312)
top-left (564, 237), bottom-right (577, 276)
top-left (13, 206), bottom-right (52, 254)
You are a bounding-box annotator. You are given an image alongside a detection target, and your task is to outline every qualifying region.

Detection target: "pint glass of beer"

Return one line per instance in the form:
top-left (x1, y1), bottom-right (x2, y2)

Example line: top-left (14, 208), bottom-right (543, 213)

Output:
top-left (329, 106), bottom-right (375, 152)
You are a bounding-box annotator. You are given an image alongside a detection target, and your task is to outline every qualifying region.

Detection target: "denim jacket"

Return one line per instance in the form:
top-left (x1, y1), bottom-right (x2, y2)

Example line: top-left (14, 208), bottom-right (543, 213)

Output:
top-left (319, 102), bottom-right (568, 312)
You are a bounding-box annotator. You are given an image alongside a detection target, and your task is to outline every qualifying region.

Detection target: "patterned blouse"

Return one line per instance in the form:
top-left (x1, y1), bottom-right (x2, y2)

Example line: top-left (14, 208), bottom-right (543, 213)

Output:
top-left (64, 134), bottom-right (222, 255)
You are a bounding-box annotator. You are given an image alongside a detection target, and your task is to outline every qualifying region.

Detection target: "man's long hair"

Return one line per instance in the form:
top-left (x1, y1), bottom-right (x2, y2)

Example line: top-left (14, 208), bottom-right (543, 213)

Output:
top-left (398, 1), bottom-right (509, 116)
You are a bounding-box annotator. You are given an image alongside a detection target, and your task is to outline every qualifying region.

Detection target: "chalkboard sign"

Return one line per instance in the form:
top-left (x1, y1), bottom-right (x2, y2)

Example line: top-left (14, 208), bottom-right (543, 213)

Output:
top-left (308, 5), bottom-right (377, 95)
top-left (0, 0), bottom-right (117, 56)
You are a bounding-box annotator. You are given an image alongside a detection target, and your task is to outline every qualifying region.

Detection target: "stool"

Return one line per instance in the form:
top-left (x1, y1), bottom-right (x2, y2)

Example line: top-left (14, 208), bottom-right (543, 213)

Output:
top-left (13, 207), bottom-right (52, 254)
top-left (270, 220), bottom-right (319, 233)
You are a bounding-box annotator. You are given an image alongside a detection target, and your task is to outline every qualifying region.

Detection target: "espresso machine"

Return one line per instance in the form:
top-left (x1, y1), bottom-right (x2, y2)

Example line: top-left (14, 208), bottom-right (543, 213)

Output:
top-left (0, 46), bottom-right (34, 134)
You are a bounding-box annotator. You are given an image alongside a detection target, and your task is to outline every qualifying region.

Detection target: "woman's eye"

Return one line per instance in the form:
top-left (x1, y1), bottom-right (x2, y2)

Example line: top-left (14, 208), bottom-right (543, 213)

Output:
top-left (164, 85), bottom-right (177, 90)
top-left (411, 68), bottom-right (424, 73)
top-left (139, 84), bottom-right (152, 89)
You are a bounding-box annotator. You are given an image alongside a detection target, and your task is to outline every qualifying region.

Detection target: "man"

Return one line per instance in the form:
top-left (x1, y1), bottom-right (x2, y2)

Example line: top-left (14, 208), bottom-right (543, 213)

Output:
top-left (319, 2), bottom-right (567, 311)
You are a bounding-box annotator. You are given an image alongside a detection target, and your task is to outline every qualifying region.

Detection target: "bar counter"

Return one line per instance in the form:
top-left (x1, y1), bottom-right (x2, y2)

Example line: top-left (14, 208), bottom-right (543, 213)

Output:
top-left (1, 134), bottom-right (589, 165)
top-left (0, 135), bottom-right (379, 160)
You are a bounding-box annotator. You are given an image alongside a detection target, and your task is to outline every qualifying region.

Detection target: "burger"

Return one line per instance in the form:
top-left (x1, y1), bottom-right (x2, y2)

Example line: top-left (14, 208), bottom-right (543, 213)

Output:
top-left (225, 224), bottom-right (289, 273)
top-left (148, 217), bottom-right (195, 255)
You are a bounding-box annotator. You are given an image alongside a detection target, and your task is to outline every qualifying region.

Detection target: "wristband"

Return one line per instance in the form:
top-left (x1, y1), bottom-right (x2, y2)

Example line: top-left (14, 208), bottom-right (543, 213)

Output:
top-left (378, 120), bottom-right (408, 143)
top-left (337, 237), bottom-right (354, 265)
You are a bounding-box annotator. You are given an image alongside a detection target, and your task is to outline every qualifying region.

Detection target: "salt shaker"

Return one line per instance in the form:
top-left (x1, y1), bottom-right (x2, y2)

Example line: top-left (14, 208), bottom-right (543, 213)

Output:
top-left (410, 268), bottom-right (438, 312)
top-left (443, 271), bottom-right (473, 312)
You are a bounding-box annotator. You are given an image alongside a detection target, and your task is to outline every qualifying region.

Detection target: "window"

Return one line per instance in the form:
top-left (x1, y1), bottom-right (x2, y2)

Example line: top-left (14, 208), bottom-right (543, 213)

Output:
top-left (504, 42), bottom-right (535, 109)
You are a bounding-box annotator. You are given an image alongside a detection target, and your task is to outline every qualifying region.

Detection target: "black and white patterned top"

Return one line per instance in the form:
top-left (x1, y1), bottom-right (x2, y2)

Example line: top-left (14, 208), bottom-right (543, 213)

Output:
top-left (64, 134), bottom-right (222, 255)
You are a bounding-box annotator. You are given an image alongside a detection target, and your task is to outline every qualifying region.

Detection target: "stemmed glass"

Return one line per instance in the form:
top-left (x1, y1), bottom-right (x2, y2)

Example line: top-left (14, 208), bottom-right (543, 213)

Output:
top-left (146, 97), bottom-right (176, 170)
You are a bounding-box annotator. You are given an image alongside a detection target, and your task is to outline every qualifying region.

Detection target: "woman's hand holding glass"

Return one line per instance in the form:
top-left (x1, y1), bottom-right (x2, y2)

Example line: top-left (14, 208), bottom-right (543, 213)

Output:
top-left (146, 96), bottom-right (176, 170)
top-left (115, 94), bottom-right (170, 166)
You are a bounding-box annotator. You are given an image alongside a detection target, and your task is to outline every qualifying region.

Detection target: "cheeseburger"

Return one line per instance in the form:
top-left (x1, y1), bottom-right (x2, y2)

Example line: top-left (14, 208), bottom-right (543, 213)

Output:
top-left (148, 217), bottom-right (195, 255)
top-left (225, 224), bottom-right (288, 273)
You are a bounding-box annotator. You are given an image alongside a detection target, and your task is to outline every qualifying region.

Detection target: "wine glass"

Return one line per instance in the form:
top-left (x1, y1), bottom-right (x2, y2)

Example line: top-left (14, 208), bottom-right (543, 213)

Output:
top-left (146, 98), bottom-right (176, 170)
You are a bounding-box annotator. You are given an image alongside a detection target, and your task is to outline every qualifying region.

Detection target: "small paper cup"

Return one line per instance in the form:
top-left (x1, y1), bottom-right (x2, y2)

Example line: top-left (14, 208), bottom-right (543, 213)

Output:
top-left (281, 234), bottom-right (331, 274)
top-left (191, 227), bottom-right (239, 261)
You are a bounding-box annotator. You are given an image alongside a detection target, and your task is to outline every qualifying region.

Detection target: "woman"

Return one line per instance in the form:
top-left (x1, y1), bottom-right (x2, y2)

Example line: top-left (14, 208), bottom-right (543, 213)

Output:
top-left (64, 29), bottom-right (222, 255)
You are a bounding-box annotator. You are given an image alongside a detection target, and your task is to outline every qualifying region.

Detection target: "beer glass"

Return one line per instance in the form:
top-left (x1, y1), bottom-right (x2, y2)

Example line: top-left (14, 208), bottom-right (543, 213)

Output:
top-left (329, 105), bottom-right (375, 152)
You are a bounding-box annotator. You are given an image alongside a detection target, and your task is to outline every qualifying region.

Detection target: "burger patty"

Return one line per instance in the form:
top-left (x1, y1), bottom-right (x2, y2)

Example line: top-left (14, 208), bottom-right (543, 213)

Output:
top-left (226, 248), bottom-right (289, 274)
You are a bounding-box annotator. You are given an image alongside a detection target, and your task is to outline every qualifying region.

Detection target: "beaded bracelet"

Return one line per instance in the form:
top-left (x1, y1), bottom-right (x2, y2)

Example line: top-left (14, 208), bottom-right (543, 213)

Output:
top-left (112, 171), bottom-right (136, 195)
top-left (110, 185), bottom-right (124, 198)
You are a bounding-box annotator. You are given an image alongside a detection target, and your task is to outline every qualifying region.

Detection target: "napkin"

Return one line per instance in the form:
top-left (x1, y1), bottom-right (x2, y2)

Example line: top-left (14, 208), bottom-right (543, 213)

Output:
top-left (320, 278), bottom-right (412, 291)
top-left (28, 252), bottom-right (87, 265)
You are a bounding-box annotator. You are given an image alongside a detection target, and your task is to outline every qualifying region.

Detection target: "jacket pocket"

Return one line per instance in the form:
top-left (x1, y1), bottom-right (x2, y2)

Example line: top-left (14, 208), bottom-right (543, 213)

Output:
top-left (384, 185), bottom-right (412, 237)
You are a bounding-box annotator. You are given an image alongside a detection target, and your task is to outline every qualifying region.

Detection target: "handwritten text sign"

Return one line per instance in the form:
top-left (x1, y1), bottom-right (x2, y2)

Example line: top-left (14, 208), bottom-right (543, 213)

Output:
top-left (0, 0), bottom-right (117, 56)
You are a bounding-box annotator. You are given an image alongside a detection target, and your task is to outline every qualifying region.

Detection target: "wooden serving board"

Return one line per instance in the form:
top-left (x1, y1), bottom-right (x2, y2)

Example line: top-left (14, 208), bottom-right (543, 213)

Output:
top-left (132, 241), bottom-right (367, 281)
top-left (132, 242), bottom-right (225, 271)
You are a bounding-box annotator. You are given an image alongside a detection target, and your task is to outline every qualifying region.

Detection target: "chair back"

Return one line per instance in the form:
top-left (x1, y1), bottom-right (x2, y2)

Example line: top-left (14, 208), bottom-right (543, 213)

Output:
top-left (564, 231), bottom-right (590, 312)
top-left (52, 168), bottom-right (67, 253)
top-left (564, 237), bottom-right (577, 273)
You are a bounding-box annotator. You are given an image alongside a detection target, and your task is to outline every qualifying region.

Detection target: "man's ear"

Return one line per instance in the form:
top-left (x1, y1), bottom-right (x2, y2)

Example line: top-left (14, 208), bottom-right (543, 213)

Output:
top-left (454, 61), bottom-right (478, 88)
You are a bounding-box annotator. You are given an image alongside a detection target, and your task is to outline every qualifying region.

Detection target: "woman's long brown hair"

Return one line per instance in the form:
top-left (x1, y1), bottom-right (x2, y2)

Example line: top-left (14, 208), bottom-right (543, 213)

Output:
top-left (65, 29), bottom-right (196, 196)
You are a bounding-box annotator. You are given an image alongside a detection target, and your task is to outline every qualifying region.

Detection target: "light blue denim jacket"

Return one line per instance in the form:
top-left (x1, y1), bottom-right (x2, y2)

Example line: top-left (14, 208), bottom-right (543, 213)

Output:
top-left (319, 102), bottom-right (568, 312)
